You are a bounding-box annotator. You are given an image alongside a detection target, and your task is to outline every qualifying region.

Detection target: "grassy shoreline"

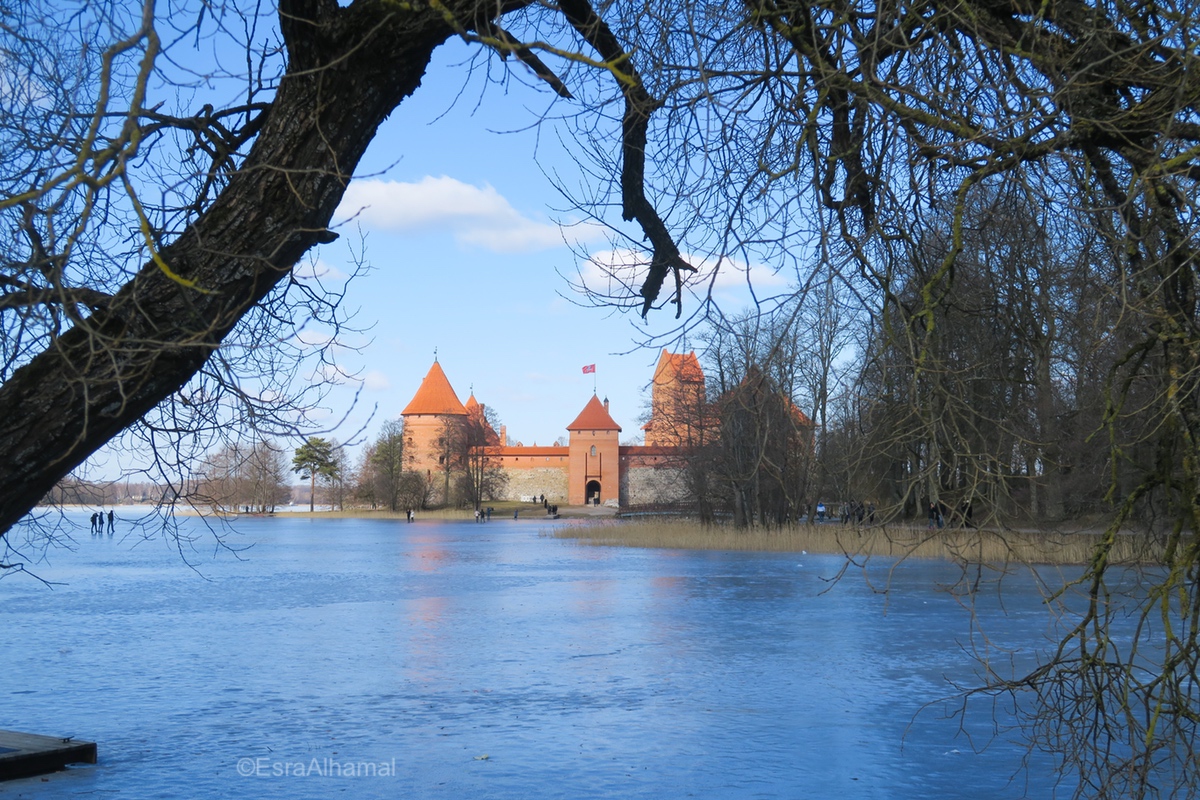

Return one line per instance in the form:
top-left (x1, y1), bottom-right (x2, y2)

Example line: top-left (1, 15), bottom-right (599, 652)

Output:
top-left (174, 499), bottom-right (587, 521)
top-left (76, 504), bottom-right (1172, 566)
top-left (549, 518), bottom-right (1173, 566)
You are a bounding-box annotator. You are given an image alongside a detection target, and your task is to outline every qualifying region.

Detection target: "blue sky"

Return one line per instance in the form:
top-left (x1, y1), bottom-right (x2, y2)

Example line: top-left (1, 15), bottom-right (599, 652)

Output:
top-left (295, 39), bottom-right (784, 459)
top-left (72, 28), bottom-right (794, 482)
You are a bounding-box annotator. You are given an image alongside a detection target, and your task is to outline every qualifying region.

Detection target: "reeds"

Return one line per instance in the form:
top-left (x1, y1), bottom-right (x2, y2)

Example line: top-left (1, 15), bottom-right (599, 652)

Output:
top-left (551, 518), bottom-right (1173, 566)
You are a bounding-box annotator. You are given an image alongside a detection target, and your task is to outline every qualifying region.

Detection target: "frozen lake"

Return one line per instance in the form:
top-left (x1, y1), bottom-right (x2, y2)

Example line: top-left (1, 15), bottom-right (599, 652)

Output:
top-left (2, 513), bottom-right (1075, 798)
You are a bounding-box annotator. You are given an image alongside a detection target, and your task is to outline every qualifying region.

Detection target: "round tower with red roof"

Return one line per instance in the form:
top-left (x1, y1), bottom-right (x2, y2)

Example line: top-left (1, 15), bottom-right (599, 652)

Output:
top-left (401, 359), bottom-right (468, 499)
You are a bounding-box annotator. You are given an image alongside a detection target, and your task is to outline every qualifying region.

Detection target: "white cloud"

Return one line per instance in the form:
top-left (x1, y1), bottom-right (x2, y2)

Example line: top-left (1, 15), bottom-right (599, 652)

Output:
top-left (362, 370), bottom-right (391, 392)
top-left (293, 257), bottom-right (349, 283)
top-left (576, 248), bottom-right (790, 302)
top-left (574, 248), bottom-right (646, 296)
top-left (334, 176), bottom-right (602, 254)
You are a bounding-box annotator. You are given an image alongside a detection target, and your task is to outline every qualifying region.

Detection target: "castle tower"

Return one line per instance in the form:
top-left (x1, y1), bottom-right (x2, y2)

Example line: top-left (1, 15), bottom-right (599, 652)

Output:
top-left (401, 360), bottom-right (468, 494)
top-left (567, 394), bottom-right (621, 506)
top-left (643, 349), bottom-right (706, 447)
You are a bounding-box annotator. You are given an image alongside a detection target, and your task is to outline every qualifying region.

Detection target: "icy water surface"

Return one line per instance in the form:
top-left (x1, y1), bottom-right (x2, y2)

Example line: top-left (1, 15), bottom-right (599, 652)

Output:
top-left (2, 513), bottom-right (1075, 798)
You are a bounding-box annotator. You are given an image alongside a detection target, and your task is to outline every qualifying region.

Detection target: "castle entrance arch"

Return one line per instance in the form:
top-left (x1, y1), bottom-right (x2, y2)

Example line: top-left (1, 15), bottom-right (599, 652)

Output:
top-left (585, 480), bottom-right (601, 506)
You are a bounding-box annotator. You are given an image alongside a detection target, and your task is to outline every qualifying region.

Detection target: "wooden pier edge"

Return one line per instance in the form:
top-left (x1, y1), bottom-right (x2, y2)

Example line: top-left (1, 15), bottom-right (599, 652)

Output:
top-left (0, 730), bottom-right (97, 780)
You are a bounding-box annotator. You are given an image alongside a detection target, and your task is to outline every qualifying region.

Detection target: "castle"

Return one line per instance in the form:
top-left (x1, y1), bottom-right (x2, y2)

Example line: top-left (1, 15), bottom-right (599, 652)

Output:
top-left (399, 351), bottom-right (705, 507)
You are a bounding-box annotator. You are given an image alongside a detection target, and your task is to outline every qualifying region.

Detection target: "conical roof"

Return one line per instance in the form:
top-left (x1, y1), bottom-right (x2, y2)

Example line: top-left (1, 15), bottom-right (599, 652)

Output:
top-left (401, 361), bottom-right (468, 416)
top-left (566, 394), bottom-right (622, 432)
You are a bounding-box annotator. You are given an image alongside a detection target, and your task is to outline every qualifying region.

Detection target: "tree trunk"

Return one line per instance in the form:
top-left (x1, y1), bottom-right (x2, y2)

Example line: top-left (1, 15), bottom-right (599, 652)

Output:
top-left (0, 0), bottom-right (511, 534)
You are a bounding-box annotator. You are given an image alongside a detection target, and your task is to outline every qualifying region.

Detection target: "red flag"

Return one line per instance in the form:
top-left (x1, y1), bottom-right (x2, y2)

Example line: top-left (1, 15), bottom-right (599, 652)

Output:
top-left (582, 364), bottom-right (596, 374)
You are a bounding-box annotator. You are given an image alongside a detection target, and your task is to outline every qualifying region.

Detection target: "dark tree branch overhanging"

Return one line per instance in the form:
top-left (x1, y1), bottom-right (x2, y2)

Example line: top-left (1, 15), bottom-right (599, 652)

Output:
top-left (0, 0), bottom-right (694, 533)
top-left (0, 0), bottom-right (490, 533)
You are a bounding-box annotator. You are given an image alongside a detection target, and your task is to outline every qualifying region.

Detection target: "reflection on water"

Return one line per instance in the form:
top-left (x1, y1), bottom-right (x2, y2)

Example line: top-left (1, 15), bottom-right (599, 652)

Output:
top-left (1, 513), bottom-right (1074, 798)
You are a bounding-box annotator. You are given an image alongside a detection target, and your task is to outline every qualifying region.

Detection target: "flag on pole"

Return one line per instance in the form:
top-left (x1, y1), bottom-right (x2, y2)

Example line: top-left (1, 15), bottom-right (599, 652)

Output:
top-left (582, 364), bottom-right (596, 374)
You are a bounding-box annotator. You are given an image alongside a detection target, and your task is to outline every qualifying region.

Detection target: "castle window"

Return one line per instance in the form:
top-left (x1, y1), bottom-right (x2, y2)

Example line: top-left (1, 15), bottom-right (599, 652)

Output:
top-left (590, 445), bottom-right (597, 456)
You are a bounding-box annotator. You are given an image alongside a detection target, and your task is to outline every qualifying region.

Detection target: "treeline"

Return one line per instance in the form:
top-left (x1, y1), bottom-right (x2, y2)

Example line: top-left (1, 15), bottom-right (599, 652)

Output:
top-left (179, 407), bottom-right (509, 514)
top-left (43, 478), bottom-right (177, 507)
top-left (352, 411), bottom-right (507, 512)
top-left (667, 183), bottom-right (1175, 530)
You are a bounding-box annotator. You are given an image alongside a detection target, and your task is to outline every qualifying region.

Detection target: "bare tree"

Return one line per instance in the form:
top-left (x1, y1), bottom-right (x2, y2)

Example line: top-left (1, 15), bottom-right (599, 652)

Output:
top-left (369, 420), bottom-right (406, 513)
top-left (703, 315), bottom-right (815, 527)
top-left (197, 439), bottom-right (290, 513)
top-left (2, 0), bottom-right (1200, 793)
top-left (457, 405), bottom-right (508, 510)
top-left (0, 0), bottom-right (692, 536)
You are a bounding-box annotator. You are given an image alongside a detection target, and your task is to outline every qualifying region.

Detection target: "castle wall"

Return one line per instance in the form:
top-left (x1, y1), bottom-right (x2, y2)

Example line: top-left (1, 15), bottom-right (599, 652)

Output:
top-left (398, 356), bottom-right (710, 510)
top-left (499, 466), bottom-right (569, 502)
top-left (621, 465), bottom-right (691, 506)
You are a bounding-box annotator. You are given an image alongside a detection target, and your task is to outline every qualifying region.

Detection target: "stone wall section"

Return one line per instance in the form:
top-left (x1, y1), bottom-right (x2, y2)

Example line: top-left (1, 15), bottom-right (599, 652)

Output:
top-left (500, 466), bottom-right (569, 502)
top-left (621, 466), bottom-right (690, 506)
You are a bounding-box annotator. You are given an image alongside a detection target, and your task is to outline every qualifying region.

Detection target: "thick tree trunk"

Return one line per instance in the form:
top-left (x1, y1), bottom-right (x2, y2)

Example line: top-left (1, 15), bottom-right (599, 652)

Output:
top-left (0, 0), bottom-right (509, 534)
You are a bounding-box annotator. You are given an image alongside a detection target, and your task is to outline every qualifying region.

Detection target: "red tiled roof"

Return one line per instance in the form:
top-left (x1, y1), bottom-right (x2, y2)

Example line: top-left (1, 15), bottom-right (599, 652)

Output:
top-left (566, 395), bottom-right (622, 432)
top-left (401, 361), bottom-right (468, 416)
top-left (652, 349), bottom-right (704, 385)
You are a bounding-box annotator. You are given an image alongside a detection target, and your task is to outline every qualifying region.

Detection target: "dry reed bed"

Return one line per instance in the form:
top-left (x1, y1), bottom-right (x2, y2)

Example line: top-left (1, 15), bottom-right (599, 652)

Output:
top-left (553, 519), bottom-right (1172, 566)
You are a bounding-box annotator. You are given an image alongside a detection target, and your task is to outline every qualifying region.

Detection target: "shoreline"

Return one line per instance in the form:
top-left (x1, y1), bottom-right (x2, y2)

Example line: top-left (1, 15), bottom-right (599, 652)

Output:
top-left (547, 518), bottom-right (1173, 566)
top-left (43, 504), bottom-right (1172, 565)
top-left (46, 502), bottom-right (615, 522)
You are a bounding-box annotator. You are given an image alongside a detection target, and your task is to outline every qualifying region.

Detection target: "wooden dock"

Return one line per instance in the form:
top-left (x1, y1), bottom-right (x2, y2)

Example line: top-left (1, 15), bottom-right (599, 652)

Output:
top-left (0, 730), bottom-right (96, 780)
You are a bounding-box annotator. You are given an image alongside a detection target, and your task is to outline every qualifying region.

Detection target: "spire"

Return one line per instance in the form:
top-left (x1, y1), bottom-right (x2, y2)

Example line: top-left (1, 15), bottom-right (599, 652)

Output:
top-left (402, 360), bottom-right (468, 416)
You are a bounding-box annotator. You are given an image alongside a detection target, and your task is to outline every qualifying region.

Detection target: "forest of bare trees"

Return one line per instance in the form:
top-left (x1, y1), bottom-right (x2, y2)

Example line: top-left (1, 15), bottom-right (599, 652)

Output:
top-left (195, 440), bottom-right (292, 513)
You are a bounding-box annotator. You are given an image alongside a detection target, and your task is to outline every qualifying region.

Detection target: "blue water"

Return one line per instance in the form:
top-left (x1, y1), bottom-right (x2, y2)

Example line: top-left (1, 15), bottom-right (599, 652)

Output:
top-left (1, 513), bottom-right (1076, 798)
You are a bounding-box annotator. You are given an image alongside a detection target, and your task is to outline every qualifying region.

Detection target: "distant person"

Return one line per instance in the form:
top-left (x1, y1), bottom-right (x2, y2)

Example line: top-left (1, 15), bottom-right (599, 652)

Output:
top-left (514, 509), bottom-right (518, 520)
top-left (486, 507), bottom-right (492, 521)
top-left (816, 502), bottom-right (826, 522)
top-left (107, 510), bottom-right (115, 533)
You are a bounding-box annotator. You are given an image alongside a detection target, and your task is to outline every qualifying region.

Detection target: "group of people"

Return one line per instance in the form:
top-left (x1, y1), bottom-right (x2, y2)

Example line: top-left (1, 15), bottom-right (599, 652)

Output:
top-left (472, 507), bottom-right (495, 522)
top-left (90, 510), bottom-right (114, 535)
